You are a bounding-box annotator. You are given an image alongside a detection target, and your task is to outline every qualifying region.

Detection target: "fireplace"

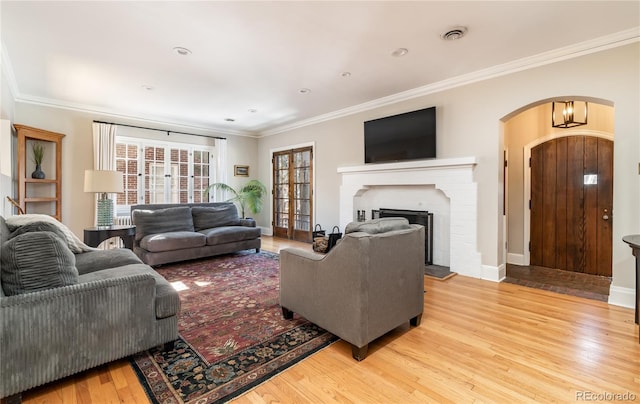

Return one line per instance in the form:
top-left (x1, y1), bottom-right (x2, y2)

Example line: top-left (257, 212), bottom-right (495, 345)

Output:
top-left (338, 157), bottom-right (484, 279)
top-left (375, 208), bottom-right (433, 265)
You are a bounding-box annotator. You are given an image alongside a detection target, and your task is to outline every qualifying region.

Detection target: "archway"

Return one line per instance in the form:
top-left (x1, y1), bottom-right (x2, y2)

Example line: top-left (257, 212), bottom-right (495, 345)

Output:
top-left (502, 97), bottom-right (614, 295)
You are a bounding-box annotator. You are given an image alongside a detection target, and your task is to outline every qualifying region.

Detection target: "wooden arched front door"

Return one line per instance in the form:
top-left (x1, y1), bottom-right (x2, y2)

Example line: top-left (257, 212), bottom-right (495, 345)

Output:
top-left (530, 136), bottom-right (613, 276)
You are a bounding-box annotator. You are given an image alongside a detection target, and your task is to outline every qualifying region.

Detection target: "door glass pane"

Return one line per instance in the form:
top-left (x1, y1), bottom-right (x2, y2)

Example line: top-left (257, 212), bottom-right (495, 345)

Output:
top-left (193, 147), bottom-right (211, 203)
top-left (144, 146), bottom-right (164, 204)
top-left (171, 148), bottom-right (189, 204)
top-left (116, 142), bottom-right (139, 206)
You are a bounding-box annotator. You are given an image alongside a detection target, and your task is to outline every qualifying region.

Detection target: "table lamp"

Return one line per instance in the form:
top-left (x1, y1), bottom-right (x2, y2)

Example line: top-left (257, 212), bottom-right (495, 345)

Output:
top-left (84, 170), bottom-right (124, 227)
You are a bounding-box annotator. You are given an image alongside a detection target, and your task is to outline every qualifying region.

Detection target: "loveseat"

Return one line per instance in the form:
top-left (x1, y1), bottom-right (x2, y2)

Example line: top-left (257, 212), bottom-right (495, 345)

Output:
top-left (131, 202), bottom-right (261, 266)
top-left (0, 214), bottom-right (180, 403)
top-left (280, 217), bottom-right (425, 360)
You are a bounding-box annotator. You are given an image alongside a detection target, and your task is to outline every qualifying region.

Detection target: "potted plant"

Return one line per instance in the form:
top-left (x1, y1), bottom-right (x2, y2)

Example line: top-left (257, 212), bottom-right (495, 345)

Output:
top-left (31, 142), bottom-right (46, 179)
top-left (205, 179), bottom-right (267, 218)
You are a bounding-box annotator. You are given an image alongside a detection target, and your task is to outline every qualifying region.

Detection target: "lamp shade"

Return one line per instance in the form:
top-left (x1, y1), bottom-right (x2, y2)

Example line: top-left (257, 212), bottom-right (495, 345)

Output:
top-left (84, 170), bottom-right (124, 193)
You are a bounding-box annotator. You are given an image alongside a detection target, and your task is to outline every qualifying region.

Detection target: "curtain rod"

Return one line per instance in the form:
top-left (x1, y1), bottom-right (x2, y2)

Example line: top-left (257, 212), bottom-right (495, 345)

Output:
top-left (93, 120), bottom-right (226, 140)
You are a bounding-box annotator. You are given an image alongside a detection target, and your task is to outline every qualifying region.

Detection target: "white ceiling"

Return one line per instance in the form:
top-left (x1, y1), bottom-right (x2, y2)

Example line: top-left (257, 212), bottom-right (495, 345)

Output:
top-left (1, 1), bottom-right (639, 137)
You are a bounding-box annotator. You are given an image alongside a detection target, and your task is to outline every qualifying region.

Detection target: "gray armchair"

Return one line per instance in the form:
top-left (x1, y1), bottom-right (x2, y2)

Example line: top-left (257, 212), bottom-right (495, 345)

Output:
top-left (279, 218), bottom-right (425, 360)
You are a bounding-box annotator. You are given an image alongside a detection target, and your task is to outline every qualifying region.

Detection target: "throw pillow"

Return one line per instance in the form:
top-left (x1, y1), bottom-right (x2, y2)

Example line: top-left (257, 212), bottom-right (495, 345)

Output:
top-left (1, 231), bottom-right (78, 296)
top-left (5, 214), bottom-right (95, 253)
top-left (132, 206), bottom-right (195, 241)
top-left (345, 217), bottom-right (410, 234)
top-left (9, 221), bottom-right (69, 242)
top-left (191, 204), bottom-right (241, 231)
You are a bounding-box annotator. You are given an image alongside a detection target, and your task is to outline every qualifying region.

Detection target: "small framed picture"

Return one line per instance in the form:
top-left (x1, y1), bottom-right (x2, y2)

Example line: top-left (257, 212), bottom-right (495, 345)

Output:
top-left (234, 165), bottom-right (249, 176)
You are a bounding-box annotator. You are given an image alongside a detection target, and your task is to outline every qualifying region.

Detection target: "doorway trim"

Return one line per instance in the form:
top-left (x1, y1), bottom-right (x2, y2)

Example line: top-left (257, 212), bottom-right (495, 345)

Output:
top-left (522, 129), bottom-right (614, 265)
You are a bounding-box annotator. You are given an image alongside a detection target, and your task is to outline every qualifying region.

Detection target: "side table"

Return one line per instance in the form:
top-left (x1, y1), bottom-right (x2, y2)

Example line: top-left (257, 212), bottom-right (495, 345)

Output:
top-left (84, 225), bottom-right (136, 250)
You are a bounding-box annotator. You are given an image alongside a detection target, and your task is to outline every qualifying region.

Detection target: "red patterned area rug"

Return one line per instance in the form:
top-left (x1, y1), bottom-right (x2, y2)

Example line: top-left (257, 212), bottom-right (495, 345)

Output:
top-left (130, 251), bottom-right (337, 404)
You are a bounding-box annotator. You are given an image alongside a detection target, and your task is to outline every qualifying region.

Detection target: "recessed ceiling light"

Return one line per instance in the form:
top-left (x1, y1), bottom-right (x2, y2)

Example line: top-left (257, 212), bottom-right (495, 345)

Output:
top-left (224, 118), bottom-right (235, 122)
top-left (391, 48), bottom-right (409, 57)
top-left (248, 108), bottom-right (257, 113)
top-left (173, 46), bottom-right (192, 56)
top-left (341, 72), bottom-right (351, 77)
top-left (298, 88), bottom-right (311, 94)
top-left (441, 26), bottom-right (468, 41)
top-left (141, 84), bottom-right (154, 91)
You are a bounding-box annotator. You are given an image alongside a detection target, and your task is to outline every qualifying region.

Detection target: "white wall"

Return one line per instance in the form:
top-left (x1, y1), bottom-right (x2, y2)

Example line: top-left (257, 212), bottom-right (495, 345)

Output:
top-left (10, 104), bottom-right (259, 237)
top-left (257, 43), bottom-right (640, 299)
top-left (2, 41), bottom-right (638, 305)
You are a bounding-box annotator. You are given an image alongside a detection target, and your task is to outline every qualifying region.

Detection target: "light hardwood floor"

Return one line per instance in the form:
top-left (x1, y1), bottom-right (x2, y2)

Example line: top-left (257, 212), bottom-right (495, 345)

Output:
top-left (20, 236), bottom-right (640, 403)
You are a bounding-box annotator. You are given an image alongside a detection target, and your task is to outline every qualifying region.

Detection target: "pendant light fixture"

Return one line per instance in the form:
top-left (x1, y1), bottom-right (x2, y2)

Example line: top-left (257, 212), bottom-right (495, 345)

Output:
top-left (552, 100), bottom-right (588, 128)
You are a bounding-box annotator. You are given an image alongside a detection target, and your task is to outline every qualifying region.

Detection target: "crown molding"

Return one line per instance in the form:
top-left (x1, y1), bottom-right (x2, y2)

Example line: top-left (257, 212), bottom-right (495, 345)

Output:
top-left (4, 27), bottom-right (638, 139)
top-left (12, 95), bottom-right (258, 138)
top-left (261, 27), bottom-right (640, 137)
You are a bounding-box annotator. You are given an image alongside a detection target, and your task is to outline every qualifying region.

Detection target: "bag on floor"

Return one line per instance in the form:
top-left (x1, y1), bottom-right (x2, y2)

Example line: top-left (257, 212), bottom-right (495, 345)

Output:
top-left (326, 226), bottom-right (342, 253)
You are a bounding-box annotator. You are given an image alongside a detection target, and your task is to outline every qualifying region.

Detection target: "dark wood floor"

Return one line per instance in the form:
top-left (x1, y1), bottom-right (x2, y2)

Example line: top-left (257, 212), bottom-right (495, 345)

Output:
top-left (504, 263), bottom-right (612, 302)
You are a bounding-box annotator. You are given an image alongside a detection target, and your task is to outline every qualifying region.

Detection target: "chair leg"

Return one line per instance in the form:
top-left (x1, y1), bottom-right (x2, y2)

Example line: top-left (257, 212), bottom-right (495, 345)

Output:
top-left (256, 248), bottom-right (260, 253)
top-left (281, 306), bottom-right (294, 319)
top-left (159, 340), bottom-right (176, 352)
top-left (410, 313), bottom-right (423, 326)
top-left (1, 393), bottom-right (22, 404)
top-left (351, 344), bottom-right (368, 361)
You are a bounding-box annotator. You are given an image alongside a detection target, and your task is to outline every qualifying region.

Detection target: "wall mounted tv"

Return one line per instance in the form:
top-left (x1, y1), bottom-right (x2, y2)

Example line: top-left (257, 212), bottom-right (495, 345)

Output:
top-left (364, 106), bottom-right (436, 164)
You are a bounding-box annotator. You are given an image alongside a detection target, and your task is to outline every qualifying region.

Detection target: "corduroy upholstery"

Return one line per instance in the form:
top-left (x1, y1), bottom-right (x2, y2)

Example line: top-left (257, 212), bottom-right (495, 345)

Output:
top-left (280, 218), bottom-right (425, 360)
top-left (131, 202), bottom-right (261, 266)
top-left (0, 215), bottom-right (180, 401)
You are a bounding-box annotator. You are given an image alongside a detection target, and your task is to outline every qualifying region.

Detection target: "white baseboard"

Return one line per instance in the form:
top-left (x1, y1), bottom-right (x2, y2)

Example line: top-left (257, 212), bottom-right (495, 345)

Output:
top-left (482, 264), bottom-right (505, 282)
top-left (608, 285), bottom-right (637, 309)
top-left (260, 226), bottom-right (273, 236)
top-left (507, 253), bottom-right (525, 265)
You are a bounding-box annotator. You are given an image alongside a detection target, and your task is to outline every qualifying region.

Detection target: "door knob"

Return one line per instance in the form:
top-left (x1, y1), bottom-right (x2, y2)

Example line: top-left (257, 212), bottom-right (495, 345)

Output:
top-left (603, 208), bottom-right (609, 221)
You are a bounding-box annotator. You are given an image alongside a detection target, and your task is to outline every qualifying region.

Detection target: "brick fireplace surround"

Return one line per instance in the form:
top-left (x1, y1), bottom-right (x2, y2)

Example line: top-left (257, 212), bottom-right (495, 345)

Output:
top-left (338, 157), bottom-right (487, 279)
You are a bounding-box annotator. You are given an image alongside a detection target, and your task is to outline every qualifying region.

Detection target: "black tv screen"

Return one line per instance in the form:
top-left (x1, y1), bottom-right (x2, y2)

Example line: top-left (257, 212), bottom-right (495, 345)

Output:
top-left (364, 107), bottom-right (436, 164)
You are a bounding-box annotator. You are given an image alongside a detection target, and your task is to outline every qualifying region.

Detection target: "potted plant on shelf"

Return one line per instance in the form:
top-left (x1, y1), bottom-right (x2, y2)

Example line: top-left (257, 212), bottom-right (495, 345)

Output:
top-left (31, 142), bottom-right (46, 179)
top-left (205, 179), bottom-right (267, 218)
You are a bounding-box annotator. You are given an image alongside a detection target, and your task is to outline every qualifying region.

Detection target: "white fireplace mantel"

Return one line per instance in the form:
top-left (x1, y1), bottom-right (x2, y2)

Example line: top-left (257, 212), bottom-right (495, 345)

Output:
top-left (338, 157), bottom-right (483, 278)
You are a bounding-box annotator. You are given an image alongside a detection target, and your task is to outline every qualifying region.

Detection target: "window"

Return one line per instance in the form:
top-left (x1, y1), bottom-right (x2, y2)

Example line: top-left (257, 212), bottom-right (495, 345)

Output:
top-left (115, 137), bottom-right (218, 214)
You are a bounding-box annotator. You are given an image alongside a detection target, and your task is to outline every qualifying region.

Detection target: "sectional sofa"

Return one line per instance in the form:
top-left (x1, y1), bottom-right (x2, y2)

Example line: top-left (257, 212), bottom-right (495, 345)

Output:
top-left (0, 215), bottom-right (180, 403)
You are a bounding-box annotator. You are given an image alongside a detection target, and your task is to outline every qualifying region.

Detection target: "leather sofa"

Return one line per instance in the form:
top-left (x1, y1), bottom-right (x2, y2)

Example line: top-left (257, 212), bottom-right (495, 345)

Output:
top-left (131, 202), bottom-right (261, 266)
top-left (0, 215), bottom-right (180, 403)
top-left (279, 217), bottom-right (425, 360)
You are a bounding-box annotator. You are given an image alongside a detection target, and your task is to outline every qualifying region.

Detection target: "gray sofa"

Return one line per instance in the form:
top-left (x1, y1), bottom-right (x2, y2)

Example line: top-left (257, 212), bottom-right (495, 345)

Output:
top-left (131, 202), bottom-right (261, 266)
top-left (279, 217), bottom-right (425, 360)
top-left (0, 215), bottom-right (180, 403)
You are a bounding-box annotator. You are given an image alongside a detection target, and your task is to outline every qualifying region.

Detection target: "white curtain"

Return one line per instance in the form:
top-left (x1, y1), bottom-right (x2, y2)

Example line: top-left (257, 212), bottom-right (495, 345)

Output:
top-left (212, 138), bottom-right (228, 201)
top-left (92, 122), bottom-right (117, 170)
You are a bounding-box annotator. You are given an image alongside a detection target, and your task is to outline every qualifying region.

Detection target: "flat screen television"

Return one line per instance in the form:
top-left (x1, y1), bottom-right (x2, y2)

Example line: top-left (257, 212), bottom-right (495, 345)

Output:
top-left (364, 106), bottom-right (436, 164)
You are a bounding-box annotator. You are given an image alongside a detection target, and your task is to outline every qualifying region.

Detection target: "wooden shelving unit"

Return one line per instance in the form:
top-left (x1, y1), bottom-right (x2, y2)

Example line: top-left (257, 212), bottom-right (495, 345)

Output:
top-left (14, 124), bottom-right (65, 220)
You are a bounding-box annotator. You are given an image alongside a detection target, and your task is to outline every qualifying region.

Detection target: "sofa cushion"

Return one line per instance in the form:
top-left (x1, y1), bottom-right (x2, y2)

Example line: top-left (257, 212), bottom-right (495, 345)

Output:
top-left (75, 248), bottom-right (143, 275)
top-left (132, 206), bottom-right (195, 241)
top-left (191, 204), bottom-right (241, 231)
top-left (199, 226), bottom-right (261, 245)
top-left (78, 263), bottom-right (180, 319)
top-left (1, 231), bottom-right (78, 296)
top-left (345, 217), bottom-right (411, 235)
top-left (140, 231), bottom-right (207, 252)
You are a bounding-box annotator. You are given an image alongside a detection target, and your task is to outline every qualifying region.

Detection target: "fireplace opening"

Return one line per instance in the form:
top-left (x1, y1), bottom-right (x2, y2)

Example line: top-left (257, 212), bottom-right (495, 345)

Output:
top-left (373, 208), bottom-right (433, 265)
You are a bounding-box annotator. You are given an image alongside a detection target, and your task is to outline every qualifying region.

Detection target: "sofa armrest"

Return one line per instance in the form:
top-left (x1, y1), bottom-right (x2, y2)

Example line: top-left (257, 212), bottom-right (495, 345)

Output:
top-left (239, 218), bottom-right (257, 227)
top-left (0, 273), bottom-right (157, 398)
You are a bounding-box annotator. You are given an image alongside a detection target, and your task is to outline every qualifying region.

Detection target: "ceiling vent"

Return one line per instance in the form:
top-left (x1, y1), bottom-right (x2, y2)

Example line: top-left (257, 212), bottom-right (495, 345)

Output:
top-left (441, 26), bottom-right (468, 41)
